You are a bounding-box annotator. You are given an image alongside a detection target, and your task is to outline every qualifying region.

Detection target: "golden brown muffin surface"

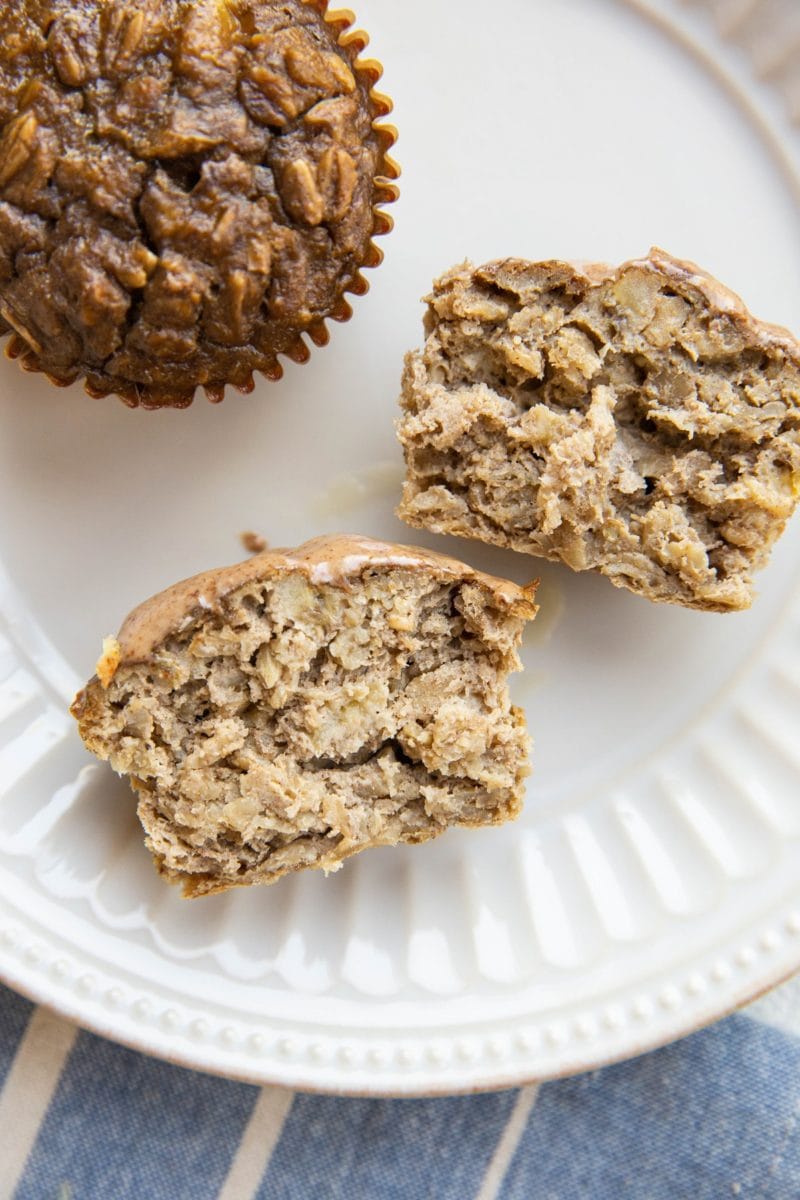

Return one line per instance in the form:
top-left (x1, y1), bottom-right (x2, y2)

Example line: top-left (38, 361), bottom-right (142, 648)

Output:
top-left (0, 1), bottom-right (397, 406)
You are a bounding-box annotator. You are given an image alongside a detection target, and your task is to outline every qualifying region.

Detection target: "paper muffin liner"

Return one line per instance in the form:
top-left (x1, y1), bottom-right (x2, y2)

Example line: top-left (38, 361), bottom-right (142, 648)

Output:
top-left (2, 0), bottom-right (399, 409)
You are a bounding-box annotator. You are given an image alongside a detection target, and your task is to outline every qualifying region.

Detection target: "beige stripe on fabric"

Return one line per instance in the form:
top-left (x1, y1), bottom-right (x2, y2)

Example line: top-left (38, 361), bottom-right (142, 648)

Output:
top-left (474, 1083), bottom-right (540, 1200)
top-left (217, 1085), bottom-right (295, 1200)
top-left (0, 1007), bottom-right (78, 1200)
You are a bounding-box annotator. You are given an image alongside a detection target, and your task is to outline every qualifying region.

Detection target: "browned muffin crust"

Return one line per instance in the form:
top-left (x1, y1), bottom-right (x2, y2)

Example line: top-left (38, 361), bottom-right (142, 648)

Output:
top-left (71, 536), bottom-right (537, 896)
top-left (398, 250), bottom-right (800, 612)
top-left (0, 1), bottom-right (398, 407)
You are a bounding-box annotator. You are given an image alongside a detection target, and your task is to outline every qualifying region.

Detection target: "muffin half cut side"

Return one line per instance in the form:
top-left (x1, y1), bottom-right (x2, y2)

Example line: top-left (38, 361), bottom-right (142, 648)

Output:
top-left (71, 535), bottom-right (537, 895)
top-left (398, 249), bottom-right (800, 612)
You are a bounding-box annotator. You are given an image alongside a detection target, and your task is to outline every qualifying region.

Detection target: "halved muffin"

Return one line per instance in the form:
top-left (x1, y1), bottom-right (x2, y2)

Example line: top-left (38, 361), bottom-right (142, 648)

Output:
top-left (71, 535), bottom-right (537, 895)
top-left (398, 250), bottom-right (800, 612)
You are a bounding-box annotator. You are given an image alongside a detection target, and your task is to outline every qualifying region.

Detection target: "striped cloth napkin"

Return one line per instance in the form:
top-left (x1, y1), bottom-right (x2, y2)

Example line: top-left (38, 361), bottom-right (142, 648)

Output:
top-left (0, 977), bottom-right (798, 1199)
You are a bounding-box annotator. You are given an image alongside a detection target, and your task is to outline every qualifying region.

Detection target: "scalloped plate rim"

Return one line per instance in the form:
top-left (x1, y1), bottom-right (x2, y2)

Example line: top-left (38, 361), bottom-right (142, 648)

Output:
top-left (1, 0), bottom-right (800, 1094)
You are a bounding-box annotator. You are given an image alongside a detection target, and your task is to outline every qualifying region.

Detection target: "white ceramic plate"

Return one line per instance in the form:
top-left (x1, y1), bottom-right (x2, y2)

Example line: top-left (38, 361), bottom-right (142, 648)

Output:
top-left (1, 0), bottom-right (800, 1095)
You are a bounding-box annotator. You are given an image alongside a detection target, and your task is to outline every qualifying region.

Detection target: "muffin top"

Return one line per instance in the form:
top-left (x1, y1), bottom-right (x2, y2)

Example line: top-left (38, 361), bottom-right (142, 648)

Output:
top-left (0, 0), bottom-right (397, 407)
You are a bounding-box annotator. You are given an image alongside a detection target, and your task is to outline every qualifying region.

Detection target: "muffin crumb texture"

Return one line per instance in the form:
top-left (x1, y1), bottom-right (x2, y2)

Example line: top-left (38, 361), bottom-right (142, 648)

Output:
top-left (0, 0), bottom-right (397, 407)
top-left (398, 250), bottom-right (800, 612)
top-left (71, 536), bottom-right (536, 895)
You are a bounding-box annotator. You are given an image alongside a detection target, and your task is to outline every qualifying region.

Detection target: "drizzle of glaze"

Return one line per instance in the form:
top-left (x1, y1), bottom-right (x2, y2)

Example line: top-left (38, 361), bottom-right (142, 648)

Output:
top-left (308, 551), bottom-right (430, 585)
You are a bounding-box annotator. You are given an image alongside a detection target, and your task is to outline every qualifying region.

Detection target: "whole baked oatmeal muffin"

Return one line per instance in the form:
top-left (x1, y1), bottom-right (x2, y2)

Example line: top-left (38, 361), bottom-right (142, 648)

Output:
top-left (0, 0), bottom-right (398, 407)
top-left (71, 535), bottom-right (537, 896)
top-left (398, 250), bottom-right (800, 612)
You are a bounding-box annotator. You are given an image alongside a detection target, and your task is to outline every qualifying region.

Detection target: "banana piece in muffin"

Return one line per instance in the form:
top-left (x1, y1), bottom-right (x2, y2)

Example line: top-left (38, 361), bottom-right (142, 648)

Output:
top-left (397, 250), bottom-right (800, 612)
top-left (71, 535), bottom-right (537, 896)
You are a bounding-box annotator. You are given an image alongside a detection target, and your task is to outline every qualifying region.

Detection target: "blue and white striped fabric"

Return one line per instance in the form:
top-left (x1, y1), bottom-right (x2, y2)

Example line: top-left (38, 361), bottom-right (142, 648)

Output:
top-left (1, 979), bottom-right (799, 1199)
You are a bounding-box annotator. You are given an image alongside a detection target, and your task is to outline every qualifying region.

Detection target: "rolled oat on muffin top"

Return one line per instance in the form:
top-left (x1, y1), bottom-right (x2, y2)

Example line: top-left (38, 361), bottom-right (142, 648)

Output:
top-left (0, 0), bottom-right (398, 408)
